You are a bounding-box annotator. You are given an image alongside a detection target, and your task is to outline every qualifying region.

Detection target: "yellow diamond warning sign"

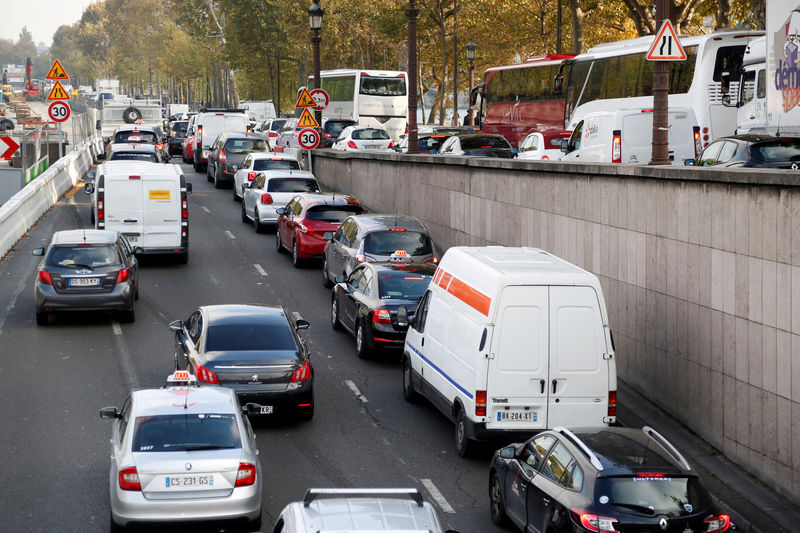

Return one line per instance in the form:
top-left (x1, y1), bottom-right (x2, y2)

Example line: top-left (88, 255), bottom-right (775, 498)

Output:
top-left (46, 60), bottom-right (69, 80)
top-left (296, 108), bottom-right (319, 128)
top-left (295, 87), bottom-right (316, 108)
top-left (47, 81), bottom-right (70, 101)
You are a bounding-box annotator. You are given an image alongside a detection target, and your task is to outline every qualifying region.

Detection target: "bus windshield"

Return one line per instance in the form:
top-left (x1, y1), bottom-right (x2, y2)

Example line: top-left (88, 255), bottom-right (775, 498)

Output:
top-left (359, 76), bottom-right (406, 96)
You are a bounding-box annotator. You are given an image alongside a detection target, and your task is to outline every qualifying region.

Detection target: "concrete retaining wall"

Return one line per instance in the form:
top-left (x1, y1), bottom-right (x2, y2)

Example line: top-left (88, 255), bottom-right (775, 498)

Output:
top-left (311, 149), bottom-right (800, 505)
top-left (0, 136), bottom-right (102, 259)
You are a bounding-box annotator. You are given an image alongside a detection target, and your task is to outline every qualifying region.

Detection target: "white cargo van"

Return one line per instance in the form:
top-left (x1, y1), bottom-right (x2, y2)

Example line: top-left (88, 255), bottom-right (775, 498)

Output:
top-left (402, 247), bottom-right (617, 456)
top-left (561, 107), bottom-right (701, 164)
top-left (238, 100), bottom-right (277, 123)
top-left (86, 161), bottom-right (191, 263)
top-left (192, 108), bottom-right (249, 172)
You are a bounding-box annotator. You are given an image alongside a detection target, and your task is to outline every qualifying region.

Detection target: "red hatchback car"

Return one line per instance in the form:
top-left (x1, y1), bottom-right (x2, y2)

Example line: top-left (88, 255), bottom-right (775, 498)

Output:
top-left (275, 193), bottom-right (366, 267)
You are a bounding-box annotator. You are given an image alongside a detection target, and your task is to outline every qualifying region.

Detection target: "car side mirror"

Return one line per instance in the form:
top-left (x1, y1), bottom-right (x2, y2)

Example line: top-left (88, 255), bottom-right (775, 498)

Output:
top-left (84, 183), bottom-right (95, 194)
top-left (169, 320), bottom-right (182, 332)
top-left (560, 138), bottom-right (569, 153)
top-left (276, 207), bottom-right (286, 216)
top-left (133, 246), bottom-right (144, 255)
top-left (684, 159), bottom-right (695, 166)
top-left (721, 94), bottom-right (732, 107)
top-left (499, 445), bottom-right (516, 459)
top-left (99, 406), bottom-right (120, 419)
top-left (323, 231), bottom-right (334, 241)
top-left (295, 318), bottom-right (310, 330)
top-left (553, 73), bottom-right (564, 95)
top-left (244, 403), bottom-right (261, 417)
top-left (32, 247), bottom-right (45, 256)
top-left (397, 306), bottom-right (409, 328)
top-left (186, 183), bottom-right (193, 193)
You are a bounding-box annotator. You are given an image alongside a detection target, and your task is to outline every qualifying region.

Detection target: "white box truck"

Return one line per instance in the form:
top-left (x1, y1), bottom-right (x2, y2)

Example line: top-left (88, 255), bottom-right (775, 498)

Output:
top-left (238, 100), bottom-right (276, 123)
top-left (402, 246), bottom-right (617, 456)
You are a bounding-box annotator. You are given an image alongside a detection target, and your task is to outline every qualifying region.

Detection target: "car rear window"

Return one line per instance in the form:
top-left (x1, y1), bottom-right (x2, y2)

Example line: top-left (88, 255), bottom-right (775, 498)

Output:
top-left (224, 138), bottom-right (268, 154)
top-left (267, 178), bottom-right (320, 193)
top-left (352, 128), bottom-right (390, 140)
top-left (364, 231), bottom-right (433, 256)
top-left (132, 414), bottom-right (241, 452)
top-left (378, 271), bottom-right (432, 299)
top-left (114, 131), bottom-right (158, 143)
top-left (206, 324), bottom-right (297, 352)
top-left (325, 121), bottom-right (355, 135)
top-left (109, 152), bottom-right (157, 162)
top-left (47, 245), bottom-right (120, 268)
top-left (171, 122), bottom-right (188, 134)
top-left (270, 119), bottom-right (287, 132)
top-left (596, 476), bottom-right (712, 515)
top-left (253, 159), bottom-right (300, 171)
top-left (306, 204), bottom-right (365, 222)
top-left (419, 136), bottom-right (446, 152)
top-left (751, 139), bottom-right (800, 161)
top-left (461, 136), bottom-right (510, 150)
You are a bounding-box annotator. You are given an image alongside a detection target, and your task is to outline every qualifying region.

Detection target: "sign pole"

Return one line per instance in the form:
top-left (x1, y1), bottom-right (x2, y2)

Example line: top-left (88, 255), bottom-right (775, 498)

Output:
top-left (649, 0), bottom-right (670, 165)
top-left (58, 123), bottom-right (63, 159)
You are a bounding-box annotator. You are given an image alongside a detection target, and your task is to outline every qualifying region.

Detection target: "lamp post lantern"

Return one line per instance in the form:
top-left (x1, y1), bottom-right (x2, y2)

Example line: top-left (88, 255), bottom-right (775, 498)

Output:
top-left (465, 42), bottom-right (477, 126)
top-left (308, 0), bottom-right (325, 126)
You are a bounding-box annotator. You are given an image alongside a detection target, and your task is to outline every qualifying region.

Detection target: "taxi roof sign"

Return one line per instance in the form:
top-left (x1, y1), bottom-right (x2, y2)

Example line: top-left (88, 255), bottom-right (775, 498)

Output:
top-left (297, 107), bottom-right (320, 128)
top-left (47, 81), bottom-right (71, 101)
top-left (389, 250), bottom-right (412, 263)
top-left (167, 370), bottom-right (197, 383)
top-left (295, 87), bottom-right (316, 108)
top-left (46, 59), bottom-right (69, 80)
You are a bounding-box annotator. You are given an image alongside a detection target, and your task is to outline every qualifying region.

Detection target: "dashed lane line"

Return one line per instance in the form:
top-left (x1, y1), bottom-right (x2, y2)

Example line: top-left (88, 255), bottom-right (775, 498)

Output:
top-left (224, 230), bottom-right (236, 240)
top-left (112, 320), bottom-right (122, 336)
top-left (201, 206), bottom-right (210, 213)
top-left (420, 479), bottom-right (455, 513)
top-left (344, 380), bottom-right (369, 403)
top-left (253, 264), bottom-right (268, 276)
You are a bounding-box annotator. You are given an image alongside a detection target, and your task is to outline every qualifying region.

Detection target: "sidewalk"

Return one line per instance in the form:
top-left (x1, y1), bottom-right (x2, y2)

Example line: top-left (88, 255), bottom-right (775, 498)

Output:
top-left (618, 380), bottom-right (800, 532)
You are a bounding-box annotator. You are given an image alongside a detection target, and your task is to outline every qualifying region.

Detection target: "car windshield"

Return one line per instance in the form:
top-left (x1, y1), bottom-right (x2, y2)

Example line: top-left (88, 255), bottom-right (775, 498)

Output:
top-left (224, 139), bottom-right (268, 154)
top-left (253, 159), bottom-right (300, 171)
top-left (114, 131), bottom-right (158, 143)
top-left (47, 245), bottom-right (119, 267)
top-left (364, 231), bottom-right (433, 256)
top-left (461, 136), bottom-right (510, 150)
top-left (109, 152), bottom-right (157, 162)
top-left (378, 271), bottom-right (432, 299)
top-left (596, 476), bottom-right (712, 515)
top-left (267, 178), bottom-right (320, 193)
top-left (306, 204), bottom-right (365, 222)
top-left (751, 139), bottom-right (800, 161)
top-left (132, 414), bottom-right (241, 452)
top-left (206, 324), bottom-right (297, 351)
top-left (352, 128), bottom-right (390, 140)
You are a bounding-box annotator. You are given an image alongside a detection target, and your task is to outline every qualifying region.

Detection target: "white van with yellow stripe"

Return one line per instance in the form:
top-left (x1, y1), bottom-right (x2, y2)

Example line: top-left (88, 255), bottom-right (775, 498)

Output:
top-left (402, 246), bottom-right (617, 456)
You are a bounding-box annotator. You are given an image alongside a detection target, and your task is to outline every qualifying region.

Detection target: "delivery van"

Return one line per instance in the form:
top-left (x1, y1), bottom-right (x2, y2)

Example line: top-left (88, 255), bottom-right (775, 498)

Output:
top-left (561, 107), bottom-right (701, 164)
top-left (401, 246), bottom-right (617, 456)
top-left (192, 108), bottom-right (249, 171)
top-left (85, 161), bottom-right (191, 263)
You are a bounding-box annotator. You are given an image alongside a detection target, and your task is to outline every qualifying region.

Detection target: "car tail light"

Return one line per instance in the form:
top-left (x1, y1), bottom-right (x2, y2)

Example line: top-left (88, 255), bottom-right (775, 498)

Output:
top-left (119, 467), bottom-right (141, 491)
top-left (475, 390), bottom-right (487, 417)
top-left (324, 133), bottom-right (331, 139)
top-left (247, 171), bottom-right (256, 181)
top-left (116, 268), bottom-right (130, 283)
top-left (355, 255), bottom-right (375, 263)
top-left (541, 155), bottom-right (550, 160)
top-left (571, 510), bottom-right (618, 533)
top-left (219, 150), bottom-right (226, 162)
top-left (611, 130), bottom-right (621, 163)
top-left (261, 193), bottom-right (273, 204)
top-left (197, 125), bottom-right (202, 146)
top-left (423, 256), bottom-right (439, 264)
top-left (290, 361), bottom-right (311, 383)
top-left (388, 141), bottom-right (395, 149)
top-left (155, 143), bottom-right (163, 150)
top-left (693, 126), bottom-right (702, 158)
top-left (269, 131), bottom-right (278, 138)
top-left (38, 270), bottom-right (52, 285)
top-left (704, 514), bottom-right (731, 532)
top-left (97, 191), bottom-right (105, 228)
top-left (372, 309), bottom-right (392, 324)
top-left (235, 462), bottom-right (256, 487)
top-left (195, 363), bottom-right (220, 384)
top-left (347, 141), bottom-right (358, 149)
top-left (608, 390), bottom-right (617, 417)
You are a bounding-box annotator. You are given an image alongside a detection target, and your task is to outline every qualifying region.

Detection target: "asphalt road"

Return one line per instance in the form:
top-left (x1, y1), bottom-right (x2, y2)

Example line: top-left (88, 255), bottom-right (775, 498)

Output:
top-left (0, 159), bottom-right (502, 533)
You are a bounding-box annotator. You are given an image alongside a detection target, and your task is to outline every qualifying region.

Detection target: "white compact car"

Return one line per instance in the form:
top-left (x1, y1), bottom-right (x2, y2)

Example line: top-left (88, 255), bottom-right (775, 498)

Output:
top-left (332, 125), bottom-right (395, 151)
top-left (232, 152), bottom-right (301, 200)
top-left (241, 170), bottom-right (320, 232)
top-left (515, 130), bottom-right (572, 161)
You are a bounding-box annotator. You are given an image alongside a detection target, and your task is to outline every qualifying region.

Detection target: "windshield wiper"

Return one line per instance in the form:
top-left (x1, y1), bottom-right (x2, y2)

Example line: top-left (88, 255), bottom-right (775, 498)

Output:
top-left (607, 502), bottom-right (656, 515)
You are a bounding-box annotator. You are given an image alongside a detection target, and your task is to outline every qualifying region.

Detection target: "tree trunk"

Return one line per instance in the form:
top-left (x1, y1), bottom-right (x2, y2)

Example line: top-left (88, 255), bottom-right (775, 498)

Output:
top-left (569, 0), bottom-right (585, 53)
top-left (716, 0), bottom-right (733, 29)
top-left (750, 0), bottom-right (765, 28)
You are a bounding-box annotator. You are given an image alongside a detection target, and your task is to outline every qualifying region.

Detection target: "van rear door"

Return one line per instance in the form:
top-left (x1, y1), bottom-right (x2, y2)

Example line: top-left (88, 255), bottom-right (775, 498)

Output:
top-left (104, 176), bottom-right (144, 245)
top-left (142, 177), bottom-right (181, 249)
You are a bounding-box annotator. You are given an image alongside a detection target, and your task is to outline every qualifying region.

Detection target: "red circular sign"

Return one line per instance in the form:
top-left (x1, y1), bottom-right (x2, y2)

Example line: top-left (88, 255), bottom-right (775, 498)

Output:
top-left (297, 128), bottom-right (320, 150)
top-left (48, 101), bottom-right (70, 123)
top-left (310, 89), bottom-right (329, 111)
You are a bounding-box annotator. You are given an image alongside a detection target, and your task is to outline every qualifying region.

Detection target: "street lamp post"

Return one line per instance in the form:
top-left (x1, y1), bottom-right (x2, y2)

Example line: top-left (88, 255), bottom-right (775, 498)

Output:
top-left (406, 0), bottom-right (420, 154)
top-left (452, 0), bottom-right (458, 125)
top-left (465, 42), bottom-right (477, 126)
top-left (308, 0), bottom-right (325, 127)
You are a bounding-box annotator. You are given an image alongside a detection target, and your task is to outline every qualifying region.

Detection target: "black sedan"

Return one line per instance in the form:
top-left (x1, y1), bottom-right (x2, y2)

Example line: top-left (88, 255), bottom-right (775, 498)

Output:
top-left (167, 120), bottom-right (188, 157)
top-left (170, 304), bottom-right (314, 420)
top-left (689, 134), bottom-right (800, 169)
top-left (330, 261), bottom-right (436, 358)
top-left (438, 133), bottom-right (515, 158)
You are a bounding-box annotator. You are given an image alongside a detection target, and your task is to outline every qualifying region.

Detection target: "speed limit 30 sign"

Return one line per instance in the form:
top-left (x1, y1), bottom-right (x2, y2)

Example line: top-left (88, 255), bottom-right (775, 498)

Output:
top-left (48, 101), bottom-right (71, 123)
top-left (297, 128), bottom-right (320, 150)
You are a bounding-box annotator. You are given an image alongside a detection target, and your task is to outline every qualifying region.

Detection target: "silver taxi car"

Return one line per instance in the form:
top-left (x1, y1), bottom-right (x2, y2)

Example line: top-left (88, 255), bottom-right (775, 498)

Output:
top-left (101, 371), bottom-right (263, 531)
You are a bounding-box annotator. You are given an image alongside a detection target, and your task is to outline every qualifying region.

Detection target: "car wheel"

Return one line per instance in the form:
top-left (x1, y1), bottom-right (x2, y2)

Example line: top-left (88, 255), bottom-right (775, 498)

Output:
top-left (35, 311), bottom-right (49, 326)
top-left (355, 321), bottom-right (370, 359)
top-left (213, 169), bottom-right (222, 189)
top-left (206, 162), bottom-right (212, 179)
top-left (241, 203), bottom-right (249, 224)
top-left (403, 357), bottom-right (418, 403)
top-left (455, 409), bottom-right (474, 457)
top-left (275, 230), bottom-right (285, 253)
top-left (489, 472), bottom-right (510, 526)
top-left (331, 294), bottom-right (342, 331)
top-left (120, 305), bottom-right (135, 323)
top-left (322, 257), bottom-right (333, 288)
top-left (253, 213), bottom-right (264, 233)
top-left (291, 240), bottom-right (303, 268)
top-left (195, 161), bottom-right (203, 174)
top-left (90, 209), bottom-right (95, 225)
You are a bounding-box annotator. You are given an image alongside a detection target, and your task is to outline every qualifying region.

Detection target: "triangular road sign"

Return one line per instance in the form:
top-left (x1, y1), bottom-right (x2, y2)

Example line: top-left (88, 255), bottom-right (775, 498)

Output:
top-left (297, 108), bottom-right (319, 128)
top-left (295, 87), bottom-right (316, 108)
top-left (46, 60), bottom-right (69, 80)
top-left (47, 81), bottom-right (71, 100)
top-left (647, 20), bottom-right (686, 61)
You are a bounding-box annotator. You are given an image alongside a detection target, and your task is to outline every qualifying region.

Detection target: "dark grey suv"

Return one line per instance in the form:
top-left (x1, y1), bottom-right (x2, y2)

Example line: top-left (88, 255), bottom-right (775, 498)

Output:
top-left (207, 132), bottom-right (268, 188)
top-left (33, 230), bottom-right (139, 325)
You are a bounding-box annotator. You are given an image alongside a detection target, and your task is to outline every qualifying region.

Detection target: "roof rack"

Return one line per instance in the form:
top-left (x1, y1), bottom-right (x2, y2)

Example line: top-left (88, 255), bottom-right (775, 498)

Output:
top-left (642, 426), bottom-right (692, 471)
top-left (303, 488), bottom-right (424, 507)
top-left (198, 108), bottom-right (245, 113)
top-left (554, 427), bottom-right (604, 471)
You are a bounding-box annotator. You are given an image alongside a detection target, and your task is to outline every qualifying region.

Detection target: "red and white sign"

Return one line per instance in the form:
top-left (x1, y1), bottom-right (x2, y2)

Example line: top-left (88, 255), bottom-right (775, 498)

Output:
top-left (310, 89), bottom-right (329, 111)
top-left (646, 20), bottom-right (686, 61)
top-left (48, 101), bottom-right (71, 123)
top-left (297, 128), bottom-right (320, 150)
top-left (0, 136), bottom-right (20, 160)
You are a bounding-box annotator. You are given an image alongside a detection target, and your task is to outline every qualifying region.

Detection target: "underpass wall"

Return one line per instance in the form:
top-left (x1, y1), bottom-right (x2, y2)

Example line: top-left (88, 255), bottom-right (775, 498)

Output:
top-left (311, 149), bottom-right (800, 505)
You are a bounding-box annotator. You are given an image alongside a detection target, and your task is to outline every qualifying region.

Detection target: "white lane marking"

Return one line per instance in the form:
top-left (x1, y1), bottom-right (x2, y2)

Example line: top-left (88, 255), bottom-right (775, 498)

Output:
top-left (111, 321), bottom-right (122, 336)
top-left (201, 206), bottom-right (210, 213)
top-left (421, 479), bottom-right (455, 514)
top-left (344, 380), bottom-right (369, 403)
top-left (225, 230), bottom-right (236, 240)
top-left (253, 264), bottom-right (268, 276)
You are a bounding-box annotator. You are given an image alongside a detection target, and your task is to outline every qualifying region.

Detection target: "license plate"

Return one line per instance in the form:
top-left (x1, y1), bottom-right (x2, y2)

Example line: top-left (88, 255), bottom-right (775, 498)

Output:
top-left (498, 410), bottom-right (536, 422)
top-left (165, 474), bottom-right (213, 488)
top-left (260, 405), bottom-right (273, 415)
top-left (68, 277), bottom-right (100, 287)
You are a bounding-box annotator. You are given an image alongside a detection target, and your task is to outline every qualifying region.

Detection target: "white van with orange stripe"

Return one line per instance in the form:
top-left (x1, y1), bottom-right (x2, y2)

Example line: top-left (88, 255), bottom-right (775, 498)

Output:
top-left (401, 246), bottom-right (617, 456)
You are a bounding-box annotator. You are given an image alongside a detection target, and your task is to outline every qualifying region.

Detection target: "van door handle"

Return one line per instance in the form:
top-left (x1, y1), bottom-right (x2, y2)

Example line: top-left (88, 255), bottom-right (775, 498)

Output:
top-left (540, 379), bottom-right (545, 394)
top-left (123, 219), bottom-right (138, 223)
top-left (552, 379), bottom-right (558, 394)
top-left (421, 337), bottom-right (424, 347)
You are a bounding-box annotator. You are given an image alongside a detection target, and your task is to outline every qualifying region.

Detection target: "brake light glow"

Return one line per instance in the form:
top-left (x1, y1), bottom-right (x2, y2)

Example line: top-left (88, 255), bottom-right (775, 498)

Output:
top-left (195, 363), bottom-right (220, 384)
top-left (372, 309), bottom-right (392, 324)
top-left (611, 130), bottom-right (622, 163)
top-left (261, 193), bottom-right (273, 204)
top-left (704, 513), bottom-right (731, 532)
top-left (129, 175), bottom-right (141, 180)
top-left (119, 467), bottom-right (141, 491)
top-left (404, 276), bottom-right (425, 280)
top-left (693, 126), bottom-right (702, 158)
top-left (247, 171), bottom-right (256, 181)
top-left (388, 141), bottom-right (395, 149)
top-left (116, 268), bottom-right (130, 283)
top-left (324, 133), bottom-right (331, 139)
top-left (97, 192), bottom-right (105, 228)
top-left (289, 361), bottom-right (311, 382)
top-left (388, 228), bottom-right (406, 232)
top-left (423, 256), bottom-right (439, 264)
top-left (641, 108), bottom-right (654, 113)
top-left (235, 462), bottom-right (256, 487)
top-left (475, 390), bottom-right (487, 416)
top-left (347, 140), bottom-right (358, 149)
top-left (269, 131), bottom-right (278, 137)
top-left (355, 255), bottom-right (375, 263)
top-left (38, 270), bottom-right (52, 285)
top-left (608, 390), bottom-right (617, 417)
top-left (571, 510), bottom-right (618, 533)
top-left (219, 150), bottom-right (226, 162)
top-left (636, 472), bottom-right (666, 477)
top-left (541, 155), bottom-right (550, 160)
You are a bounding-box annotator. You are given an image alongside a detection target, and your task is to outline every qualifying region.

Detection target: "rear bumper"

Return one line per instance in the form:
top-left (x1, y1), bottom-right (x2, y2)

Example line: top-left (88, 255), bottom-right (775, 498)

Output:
top-left (465, 419), bottom-right (537, 443)
top-left (229, 382), bottom-right (313, 417)
top-left (35, 282), bottom-right (134, 313)
top-left (136, 246), bottom-right (187, 255)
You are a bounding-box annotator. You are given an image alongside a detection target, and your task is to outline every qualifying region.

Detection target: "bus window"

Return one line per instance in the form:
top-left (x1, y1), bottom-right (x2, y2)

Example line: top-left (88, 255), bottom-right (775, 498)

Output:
top-left (713, 46), bottom-right (747, 81)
